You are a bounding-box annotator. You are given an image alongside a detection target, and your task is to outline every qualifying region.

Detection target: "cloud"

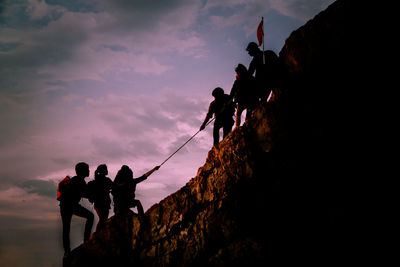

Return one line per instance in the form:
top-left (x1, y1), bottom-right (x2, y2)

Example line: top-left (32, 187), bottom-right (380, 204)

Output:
top-left (203, 0), bottom-right (271, 38)
top-left (0, 2), bottom-right (336, 266)
top-left (0, 187), bottom-right (58, 223)
top-left (0, 87), bottom-right (209, 190)
top-left (269, 0), bottom-right (336, 21)
top-left (18, 179), bottom-right (57, 198)
top-left (0, 0), bottom-right (206, 91)
top-left (203, 0), bottom-right (335, 39)
top-left (27, 0), bottom-right (62, 20)
top-left (91, 136), bottom-right (130, 158)
top-left (86, 90), bottom-right (208, 157)
top-left (99, 0), bottom-right (200, 32)
top-left (205, 0), bottom-right (249, 9)
top-left (0, 185), bottom-right (66, 266)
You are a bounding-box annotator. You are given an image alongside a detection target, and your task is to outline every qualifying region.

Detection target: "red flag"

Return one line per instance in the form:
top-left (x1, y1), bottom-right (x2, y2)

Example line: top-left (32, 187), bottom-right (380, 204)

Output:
top-left (257, 17), bottom-right (263, 46)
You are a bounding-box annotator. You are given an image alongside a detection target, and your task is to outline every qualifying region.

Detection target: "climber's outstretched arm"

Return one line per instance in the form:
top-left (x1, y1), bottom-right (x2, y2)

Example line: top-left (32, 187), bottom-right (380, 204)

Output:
top-left (134, 165), bottom-right (160, 184)
top-left (200, 102), bottom-right (214, 131)
top-left (145, 165), bottom-right (160, 177)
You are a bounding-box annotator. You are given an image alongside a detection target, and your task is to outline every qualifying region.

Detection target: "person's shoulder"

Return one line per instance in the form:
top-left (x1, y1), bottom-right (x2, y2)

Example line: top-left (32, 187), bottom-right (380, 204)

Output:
top-left (70, 176), bottom-right (79, 183)
top-left (223, 93), bottom-right (232, 100)
top-left (209, 99), bottom-right (216, 109)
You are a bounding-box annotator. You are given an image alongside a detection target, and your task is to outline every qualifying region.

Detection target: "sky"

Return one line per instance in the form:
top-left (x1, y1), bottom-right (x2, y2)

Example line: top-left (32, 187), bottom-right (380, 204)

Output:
top-left (0, 0), bottom-right (335, 266)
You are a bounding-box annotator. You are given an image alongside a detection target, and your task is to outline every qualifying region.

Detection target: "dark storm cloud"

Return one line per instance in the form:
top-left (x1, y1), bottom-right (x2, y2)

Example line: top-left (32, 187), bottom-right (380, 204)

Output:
top-left (270, 0), bottom-right (335, 20)
top-left (0, 0), bottom-right (6, 14)
top-left (0, 0), bottom-right (201, 97)
top-left (102, 0), bottom-right (195, 24)
top-left (0, 0), bottom-right (65, 29)
top-left (46, 0), bottom-right (101, 13)
top-left (0, 41), bottom-right (20, 51)
top-left (0, 17), bottom-right (88, 71)
top-left (18, 179), bottom-right (57, 198)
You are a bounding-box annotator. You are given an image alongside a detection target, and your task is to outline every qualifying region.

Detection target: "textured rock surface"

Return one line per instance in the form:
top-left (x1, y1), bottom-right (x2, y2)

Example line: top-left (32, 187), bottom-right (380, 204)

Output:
top-left (66, 1), bottom-right (349, 266)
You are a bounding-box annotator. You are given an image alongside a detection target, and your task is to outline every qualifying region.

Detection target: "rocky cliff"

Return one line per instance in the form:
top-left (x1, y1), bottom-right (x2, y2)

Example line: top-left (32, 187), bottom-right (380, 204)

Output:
top-left (65, 1), bottom-right (349, 266)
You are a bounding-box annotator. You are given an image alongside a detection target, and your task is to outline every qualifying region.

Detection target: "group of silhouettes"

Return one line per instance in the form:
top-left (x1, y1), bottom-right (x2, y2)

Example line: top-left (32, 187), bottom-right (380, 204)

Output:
top-left (59, 162), bottom-right (159, 256)
top-left (200, 42), bottom-right (281, 146)
top-left (59, 42), bottom-right (281, 257)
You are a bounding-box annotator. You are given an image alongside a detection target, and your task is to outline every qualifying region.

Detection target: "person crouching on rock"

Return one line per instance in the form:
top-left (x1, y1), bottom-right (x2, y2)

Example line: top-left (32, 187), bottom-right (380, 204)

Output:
top-left (112, 165), bottom-right (160, 218)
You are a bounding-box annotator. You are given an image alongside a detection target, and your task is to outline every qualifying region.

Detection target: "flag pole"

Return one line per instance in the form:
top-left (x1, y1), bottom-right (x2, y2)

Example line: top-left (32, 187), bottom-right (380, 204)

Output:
top-left (262, 16), bottom-right (265, 65)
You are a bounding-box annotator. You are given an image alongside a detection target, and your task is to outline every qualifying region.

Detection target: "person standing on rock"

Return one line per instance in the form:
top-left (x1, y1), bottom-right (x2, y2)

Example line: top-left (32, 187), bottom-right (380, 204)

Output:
top-left (230, 63), bottom-right (259, 127)
top-left (246, 42), bottom-right (279, 101)
top-left (87, 164), bottom-right (113, 232)
top-left (200, 87), bottom-right (236, 146)
top-left (112, 165), bottom-right (160, 217)
top-left (59, 162), bottom-right (94, 256)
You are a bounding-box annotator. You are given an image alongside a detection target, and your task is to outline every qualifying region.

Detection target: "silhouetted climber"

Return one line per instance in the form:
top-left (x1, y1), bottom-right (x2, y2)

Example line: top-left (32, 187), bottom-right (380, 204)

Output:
top-left (88, 164), bottom-right (113, 232)
top-left (59, 162), bottom-right (94, 256)
top-left (230, 63), bottom-right (258, 127)
top-left (246, 42), bottom-right (279, 101)
top-left (112, 165), bottom-right (160, 217)
top-left (200, 87), bottom-right (235, 146)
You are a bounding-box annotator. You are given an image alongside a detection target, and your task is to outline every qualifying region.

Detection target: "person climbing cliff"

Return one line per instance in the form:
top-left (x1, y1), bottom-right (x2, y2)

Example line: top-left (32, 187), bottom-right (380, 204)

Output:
top-left (59, 162), bottom-right (94, 256)
top-left (199, 87), bottom-right (235, 146)
top-left (112, 165), bottom-right (160, 217)
top-left (230, 63), bottom-right (259, 127)
top-left (87, 164), bottom-right (113, 232)
top-left (246, 42), bottom-right (280, 101)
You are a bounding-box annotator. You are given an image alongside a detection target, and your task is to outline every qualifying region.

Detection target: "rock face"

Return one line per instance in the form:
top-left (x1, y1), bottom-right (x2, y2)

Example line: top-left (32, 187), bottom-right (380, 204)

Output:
top-left (65, 1), bottom-right (349, 266)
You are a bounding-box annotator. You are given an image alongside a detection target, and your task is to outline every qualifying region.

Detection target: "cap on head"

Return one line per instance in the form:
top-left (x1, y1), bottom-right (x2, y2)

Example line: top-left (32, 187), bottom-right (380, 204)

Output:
top-left (246, 42), bottom-right (258, 52)
top-left (212, 87), bottom-right (224, 98)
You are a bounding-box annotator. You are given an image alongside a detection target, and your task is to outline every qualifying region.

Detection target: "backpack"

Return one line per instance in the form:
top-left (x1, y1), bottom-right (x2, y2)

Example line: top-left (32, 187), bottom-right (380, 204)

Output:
top-left (57, 176), bottom-right (71, 201)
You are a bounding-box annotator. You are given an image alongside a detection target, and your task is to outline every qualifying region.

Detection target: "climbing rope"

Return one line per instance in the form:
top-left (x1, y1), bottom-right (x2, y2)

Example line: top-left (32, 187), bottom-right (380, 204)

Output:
top-left (159, 116), bottom-right (215, 167)
top-left (159, 96), bottom-right (235, 167)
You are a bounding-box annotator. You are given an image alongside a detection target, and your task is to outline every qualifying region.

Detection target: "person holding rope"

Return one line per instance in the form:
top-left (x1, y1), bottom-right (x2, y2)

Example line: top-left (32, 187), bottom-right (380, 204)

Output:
top-left (200, 87), bottom-right (235, 146)
top-left (112, 164), bottom-right (159, 217)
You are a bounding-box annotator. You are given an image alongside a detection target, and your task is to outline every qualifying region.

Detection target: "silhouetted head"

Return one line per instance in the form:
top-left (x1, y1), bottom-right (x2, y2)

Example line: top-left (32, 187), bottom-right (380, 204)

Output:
top-left (95, 164), bottom-right (108, 178)
top-left (118, 165), bottom-right (133, 179)
top-left (75, 162), bottom-right (90, 178)
top-left (235, 63), bottom-right (248, 76)
top-left (246, 42), bottom-right (259, 56)
top-left (212, 87), bottom-right (224, 99)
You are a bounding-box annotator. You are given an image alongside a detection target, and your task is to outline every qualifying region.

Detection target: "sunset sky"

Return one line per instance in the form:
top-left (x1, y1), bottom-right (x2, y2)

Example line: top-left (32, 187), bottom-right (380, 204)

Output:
top-left (0, 0), bottom-right (335, 266)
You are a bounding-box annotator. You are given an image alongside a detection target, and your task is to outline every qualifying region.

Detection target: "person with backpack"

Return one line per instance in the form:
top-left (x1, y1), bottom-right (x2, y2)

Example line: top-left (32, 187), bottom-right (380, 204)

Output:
top-left (58, 162), bottom-right (94, 256)
top-left (230, 63), bottom-right (259, 127)
top-left (87, 164), bottom-right (113, 232)
top-left (199, 87), bottom-right (235, 146)
top-left (112, 165), bottom-right (160, 217)
top-left (246, 42), bottom-right (280, 101)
